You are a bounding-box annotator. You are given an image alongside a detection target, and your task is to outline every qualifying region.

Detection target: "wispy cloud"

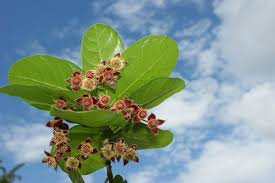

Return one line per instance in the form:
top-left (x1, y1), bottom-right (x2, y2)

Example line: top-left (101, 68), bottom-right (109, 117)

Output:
top-left (0, 123), bottom-right (51, 163)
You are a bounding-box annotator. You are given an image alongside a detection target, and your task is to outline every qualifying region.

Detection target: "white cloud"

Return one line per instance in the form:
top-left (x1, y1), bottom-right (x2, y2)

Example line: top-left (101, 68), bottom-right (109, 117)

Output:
top-left (128, 166), bottom-right (159, 183)
top-left (0, 124), bottom-right (51, 163)
top-left (91, 0), bottom-right (206, 36)
top-left (213, 0), bottom-right (275, 83)
top-left (175, 19), bottom-right (212, 38)
top-left (154, 77), bottom-right (218, 131)
top-left (176, 139), bottom-right (275, 183)
top-left (219, 83), bottom-right (275, 140)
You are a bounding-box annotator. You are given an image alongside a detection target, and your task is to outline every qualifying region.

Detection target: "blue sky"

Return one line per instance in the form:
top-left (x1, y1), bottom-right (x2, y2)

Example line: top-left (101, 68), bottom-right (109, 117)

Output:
top-left (1, 0), bottom-right (275, 183)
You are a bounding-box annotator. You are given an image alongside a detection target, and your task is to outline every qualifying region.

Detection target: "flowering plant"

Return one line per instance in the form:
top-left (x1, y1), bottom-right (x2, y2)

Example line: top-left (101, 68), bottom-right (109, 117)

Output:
top-left (0, 23), bottom-right (185, 183)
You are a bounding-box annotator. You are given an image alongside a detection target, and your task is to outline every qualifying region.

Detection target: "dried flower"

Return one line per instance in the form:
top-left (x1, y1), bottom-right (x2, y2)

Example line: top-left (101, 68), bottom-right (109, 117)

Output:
top-left (100, 144), bottom-right (115, 162)
top-left (42, 151), bottom-right (58, 170)
top-left (64, 157), bottom-right (81, 171)
top-left (50, 130), bottom-right (69, 146)
top-left (77, 138), bottom-right (98, 160)
top-left (123, 144), bottom-right (139, 166)
top-left (81, 77), bottom-right (97, 91)
top-left (56, 142), bottom-right (71, 157)
top-left (46, 117), bottom-right (69, 131)
top-left (94, 64), bottom-right (107, 78)
top-left (146, 113), bottom-right (165, 135)
top-left (110, 53), bottom-right (127, 71)
top-left (113, 138), bottom-right (127, 162)
top-left (66, 71), bottom-right (82, 91)
top-left (75, 94), bottom-right (98, 111)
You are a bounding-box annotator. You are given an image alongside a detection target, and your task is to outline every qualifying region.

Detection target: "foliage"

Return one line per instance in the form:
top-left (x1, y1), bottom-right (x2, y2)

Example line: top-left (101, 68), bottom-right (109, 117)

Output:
top-left (0, 160), bottom-right (24, 183)
top-left (0, 23), bottom-right (185, 182)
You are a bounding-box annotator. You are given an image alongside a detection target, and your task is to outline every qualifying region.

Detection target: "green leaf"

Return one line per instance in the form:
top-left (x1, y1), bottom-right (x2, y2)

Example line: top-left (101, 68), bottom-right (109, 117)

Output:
top-left (111, 36), bottom-right (178, 102)
top-left (114, 175), bottom-right (128, 183)
top-left (8, 54), bottom-right (81, 90)
top-left (0, 84), bottom-right (83, 111)
top-left (81, 23), bottom-right (124, 70)
top-left (120, 123), bottom-right (173, 149)
top-left (130, 77), bottom-right (185, 109)
top-left (58, 125), bottom-right (106, 175)
top-left (50, 107), bottom-right (127, 128)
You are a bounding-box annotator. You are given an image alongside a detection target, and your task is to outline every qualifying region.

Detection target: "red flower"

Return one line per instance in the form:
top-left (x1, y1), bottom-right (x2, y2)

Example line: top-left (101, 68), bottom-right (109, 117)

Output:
top-left (111, 100), bottom-right (126, 112)
top-left (111, 98), bottom-right (133, 112)
top-left (46, 117), bottom-right (69, 131)
top-left (77, 138), bottom-right (98, 160)
top-left (75, 94), bottom-right (98, 111)
top-left (42, 151), bottom-right (58, 171)
top-left (146, 113), bottom-right (165, 135)
top-left (54, 97), bottom-right (68, 110)
top-left (132, 107), bottom-right (147, 123)
top-left (66, 71), bottom-right (82, 91)
top-left (97, 95), bottom-right (111, 109)
top-left (85, 70), bottom-right (94, 78)
top-left (97, 67), bottom-right (120, 88)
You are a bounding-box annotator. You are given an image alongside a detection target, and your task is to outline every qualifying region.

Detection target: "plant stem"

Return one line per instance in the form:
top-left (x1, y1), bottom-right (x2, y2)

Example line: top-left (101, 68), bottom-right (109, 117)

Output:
top-left (68, 171), bottom-right (85, 183)
top-left (106, 161), bottom-right (114, 183)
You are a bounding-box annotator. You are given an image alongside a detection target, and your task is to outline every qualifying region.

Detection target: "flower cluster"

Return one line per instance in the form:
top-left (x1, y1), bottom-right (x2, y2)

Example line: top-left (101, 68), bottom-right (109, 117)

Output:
top-left (54, 95), bottom-right (165, 135)
top-left (52, 52), bottom-right (166, 136)
top-left (42, 117), bottom-right (71, 171)
top-left (43, 117), bottom-right (99, 171)
top-left (66, 53), bottom-right (127, 91)
top-left (100, 138), bottom-right (139, 166)
top-left (42, 123), bottom-right (138, 171)
top-left (75, 94), bottom-right (111, 111)
top-left (110, 98), bottom-right (165, 135)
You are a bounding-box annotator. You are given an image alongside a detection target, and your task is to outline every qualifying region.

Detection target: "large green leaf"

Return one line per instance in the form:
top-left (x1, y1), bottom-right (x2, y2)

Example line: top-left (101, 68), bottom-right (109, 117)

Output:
top-left (120, 123), bottom-right (173, 149)
top-left (111, 36), bottom-right (178, 103)
top-left (8, 55), bottom-right (81, 90)
top-left (0, 84), bottom-right (83, 111)
top-left (50, 107), bottom-right (127, 128)
top-left (81, 23), bottom-right (124, 70)
top-left (130, 77), bottom-right (185, 109)
top-left (57, 125), bottom-right (106, 175)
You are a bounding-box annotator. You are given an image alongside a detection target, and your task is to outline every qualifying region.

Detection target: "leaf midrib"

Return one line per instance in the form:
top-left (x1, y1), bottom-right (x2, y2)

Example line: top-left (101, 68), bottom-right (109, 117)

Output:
top-left (112, 37), bottom-right (168, 103)
top-left (9, 74), bottom-right (67, 91)
top-left (140, 84), bottom-right (183, 107)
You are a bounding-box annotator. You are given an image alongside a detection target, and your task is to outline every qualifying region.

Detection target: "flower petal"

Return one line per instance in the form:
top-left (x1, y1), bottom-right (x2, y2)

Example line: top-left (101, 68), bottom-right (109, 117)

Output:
top-left (150, 127), bottom-right (159, 135)
top-left (148, 113), bottom-right (156, 120)
top-left (157, 119), bottom-right (165, 126)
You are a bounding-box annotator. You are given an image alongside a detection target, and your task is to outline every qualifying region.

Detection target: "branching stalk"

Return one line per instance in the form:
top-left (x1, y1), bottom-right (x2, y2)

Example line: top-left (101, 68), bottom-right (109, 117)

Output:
top-left (106, 161), bottom-right (114, 183)
top-left (68, 171), bottom-right (85, 183)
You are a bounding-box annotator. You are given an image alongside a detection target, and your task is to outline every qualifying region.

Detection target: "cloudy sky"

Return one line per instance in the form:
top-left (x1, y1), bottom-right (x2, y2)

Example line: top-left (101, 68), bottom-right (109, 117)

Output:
top-left (1, 0), bottom-right (275, 182)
